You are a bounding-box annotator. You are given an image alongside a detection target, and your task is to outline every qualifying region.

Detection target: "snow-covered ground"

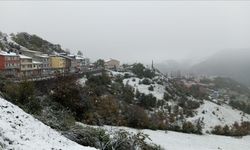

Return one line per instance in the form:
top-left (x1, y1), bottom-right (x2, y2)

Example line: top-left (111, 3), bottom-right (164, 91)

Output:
top-left (0, 97), bottom-right (96, 150)
top-left (98, 125), bottom-right (250, 150)
top-left (188, 100), bottom-right (250, 131)
top-left (123, 77), bottom-right (165, 100)
top-left (78, 76), bottom-right (88, 86)
top-left (108, 70), bottom-right (134, 77)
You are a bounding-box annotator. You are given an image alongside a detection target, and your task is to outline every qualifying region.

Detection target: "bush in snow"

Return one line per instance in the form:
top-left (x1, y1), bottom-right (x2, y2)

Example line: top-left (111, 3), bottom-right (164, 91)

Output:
top-left (148, 85), bottom-right (154, 91)
top-left (125, 105), bottom-right (150, 129)
top-left (51, 77), bottom-right (86, 120)
top-left (181, 121), bottom-right (202, 134)
top-left (131, 63), bottom-right (155, 79)
top-left (229, 100), bottom-right (250, 114)
top-left (138, 93), bottom-right (157, 110)
top-left (149, 111), bottom-right (169, 130)
top-left (65, 125), bottom-right (164, 150)
top-left (83, 95), bottom-right (123, 126)
top-left (121, 84), bottom-right (135, 104)
top-left (141, 78), bottom-right (151, 85)
top-left (182, 121), bottom-right (196, 134)
top-left (3, 80), bottom-right (41, 115)
top-left (64, 125), bottom-right (110, 149)
top-left (211, 121), bottom-right (250, 136)
top-left (163, 93), bottom-right (171, 101)
top-left (38, 98), bottom-right (76, 131)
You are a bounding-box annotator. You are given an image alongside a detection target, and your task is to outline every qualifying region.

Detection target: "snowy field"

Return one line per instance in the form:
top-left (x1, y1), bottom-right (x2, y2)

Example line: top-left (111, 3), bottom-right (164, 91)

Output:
top-left (0, 97), bottom-right (96, 150)
top-left (99, 125), bottom-right (250, 150)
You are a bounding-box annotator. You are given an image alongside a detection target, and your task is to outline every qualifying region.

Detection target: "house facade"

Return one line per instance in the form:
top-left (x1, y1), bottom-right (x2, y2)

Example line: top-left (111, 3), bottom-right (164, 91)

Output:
top-left (0, 51), bottom-right (20, 77)
top-left (50, 55), bottom-right (66, 73)
top-left (33, 54), bottom-right (51, 75)
top-left (19, 55), bottom-right (34, 77)
top-left (75, 56), bottom-right (90, 71)
top-left (104, 58), bottom-right (120, 70)
top-left (32, 61), bottom-right (43, 76)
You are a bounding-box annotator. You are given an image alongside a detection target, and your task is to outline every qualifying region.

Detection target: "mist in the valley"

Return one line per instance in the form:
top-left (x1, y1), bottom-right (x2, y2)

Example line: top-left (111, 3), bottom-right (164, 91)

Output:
top-left (0, 1), bottom-right (250, 85)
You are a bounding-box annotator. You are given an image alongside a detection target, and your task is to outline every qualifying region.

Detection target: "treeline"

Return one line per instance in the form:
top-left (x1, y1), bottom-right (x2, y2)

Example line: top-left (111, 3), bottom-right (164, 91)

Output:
top-left (212, 121), bottom-right (250, 136)
top-left (229, 100), bottom-right (250, 114)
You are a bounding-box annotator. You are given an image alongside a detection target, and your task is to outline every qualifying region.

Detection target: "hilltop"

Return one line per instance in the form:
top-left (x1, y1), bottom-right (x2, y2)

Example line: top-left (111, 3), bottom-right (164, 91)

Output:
top-left (0, 31), bottom-right (65, 54)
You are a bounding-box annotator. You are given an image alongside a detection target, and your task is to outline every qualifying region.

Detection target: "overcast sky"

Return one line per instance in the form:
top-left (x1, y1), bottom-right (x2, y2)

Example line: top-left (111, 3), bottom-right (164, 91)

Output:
top-left (0, 1), bottom-right (250, 63)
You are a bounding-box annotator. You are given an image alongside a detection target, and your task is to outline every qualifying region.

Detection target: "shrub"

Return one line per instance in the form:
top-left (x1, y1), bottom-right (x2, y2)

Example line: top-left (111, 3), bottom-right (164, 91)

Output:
top-left (186, 100), bottom-right (200, 110)
top-left (3, 80), bottom-right (41, 115)
top-left (86, 73), bottom-right (111, 86)
top-left (51, 78), bottom-right (86, 120)
top-left (38, 98), bottom-right (76, 131)
top-left (126, 105), bottom-right (150, 128)
top-left (163, 93), bottom-right (171, 101)
top-left (211, 122), bottom-right (250, 136)
top-left (141, 78), bottom-right (151, 85)
top-left (138, 94), bottom-right (157, 110)
top-left (148, 85), bottom-right (154, 91)
top-left (64, 125), bottom-right (110, 148)
top-left (83, 96), bottom-right (123, 126)
top-left (65, 125), bottom-right (164, 150)
top-left (181, 121), bottom-right (203, 134)
top-left (131, 63), bottom-right (155, 79)
top-left (182, 121), bottom-right (196, 133)
top-left (122, 85), bottom-right (135, 104)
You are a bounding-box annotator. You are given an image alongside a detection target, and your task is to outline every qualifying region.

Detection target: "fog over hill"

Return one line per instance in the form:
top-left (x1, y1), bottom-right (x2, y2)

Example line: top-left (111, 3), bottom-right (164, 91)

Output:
top-left (191, 49), bottom-right (250, 86)
top-left (155, 49), bottom-right (250, 87)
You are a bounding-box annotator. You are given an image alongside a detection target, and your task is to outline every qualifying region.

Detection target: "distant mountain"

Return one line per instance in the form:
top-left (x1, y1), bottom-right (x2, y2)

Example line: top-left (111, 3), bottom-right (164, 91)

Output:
top-left (191, 49), bottom-right (250, 86)
top-left (11, 32), bottom-right (65, 54)
top-left (155, 59), bottom-right (191, 74)
top-left (154, 59), bottom-right (198, 77)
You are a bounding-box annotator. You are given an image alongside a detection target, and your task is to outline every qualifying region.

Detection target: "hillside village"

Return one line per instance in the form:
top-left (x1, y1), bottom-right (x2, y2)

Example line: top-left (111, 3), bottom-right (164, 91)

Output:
top-left (1, 32), bottom-right (250, 150)
top-left (0, 32), bottom-right (121, 80)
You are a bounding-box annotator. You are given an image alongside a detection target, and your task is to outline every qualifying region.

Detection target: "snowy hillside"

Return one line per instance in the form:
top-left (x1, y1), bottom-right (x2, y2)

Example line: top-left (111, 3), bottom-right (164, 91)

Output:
top-left (118, 70), bottom-right (250, 133)
top-left (0, 97), bottom-right (96, 150)
top-left (188, 100), bottom-right (250, 132)
top-left (123, 77), bottom-right (165, 100)
top-left (101, 125), bottom-right (250, 150)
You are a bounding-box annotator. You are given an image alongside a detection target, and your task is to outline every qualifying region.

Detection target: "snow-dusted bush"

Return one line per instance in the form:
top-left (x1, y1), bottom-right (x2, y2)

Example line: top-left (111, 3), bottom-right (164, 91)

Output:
top-left (148, 85), bottom-right (154, 91)
top-left (141, 78), bottom-right (151, 85)
top-left (211, 121), bottom-right (250, 136)
top-left (65, 125), bottom-right (164, 150)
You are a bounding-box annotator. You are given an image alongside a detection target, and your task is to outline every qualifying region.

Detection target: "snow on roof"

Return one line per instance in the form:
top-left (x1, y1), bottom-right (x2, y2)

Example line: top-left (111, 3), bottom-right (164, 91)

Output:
top-left (35, 54), bottom-right (49, 58)
top-left (0, 51), bottom-right (18, 56)
top-left (60, 55), bottom-right (73, 60)
top-left (76, 56), bottom-right (85, 60)
top-left (19, 54), bottom-right (32, 59)
top-left (104, 58), bottom-right (119, 62)
top-left (32, 61), bottom-right (42, 64)
top-left (0, 97), bottom-right (96, 150)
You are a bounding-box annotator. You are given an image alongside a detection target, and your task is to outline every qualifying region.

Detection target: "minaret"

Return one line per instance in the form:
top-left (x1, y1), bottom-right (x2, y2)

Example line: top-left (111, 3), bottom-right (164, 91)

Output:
top-left (151, 60), bottom-right (154, 70)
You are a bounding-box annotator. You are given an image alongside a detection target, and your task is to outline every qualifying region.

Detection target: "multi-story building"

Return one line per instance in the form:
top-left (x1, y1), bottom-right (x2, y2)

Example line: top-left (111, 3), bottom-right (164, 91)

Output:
top-left (0, 51), bottom-right (20, 77)
top-left (50, 55), bottom-right (66, 73)
top-left (32, 61), bottom-right (43, 76)
top-left (60, 55), bottom-right (73, 73)
top-left (19, 54), bottom-right (34, 77)
top-left (75, 56), bottom-right (90, 71)
top-left (104, 58), bottom-right (120, 70)
top-left (68, 55), bottom-right (78, 73)
top-left (33, 54), bottom-right (51, 75)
